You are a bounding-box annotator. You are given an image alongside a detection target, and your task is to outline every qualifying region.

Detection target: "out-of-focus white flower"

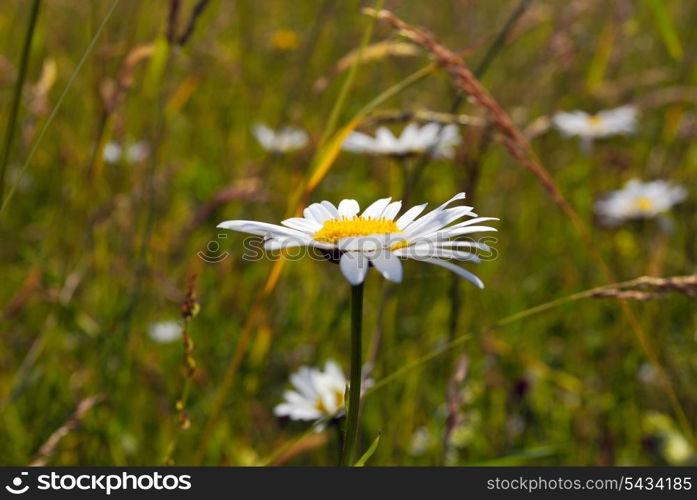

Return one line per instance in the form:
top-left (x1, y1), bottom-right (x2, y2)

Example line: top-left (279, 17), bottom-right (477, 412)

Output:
top-left (103, 142), bottom-right (123, 164)
top-left (409, 426), bottom-right (433, 456)
top-left (218, 193), bottom-right (497, 288)
top-left (342, 122), bottom-right (460, 159)
top-left (103, 140), bottom-right (151, 164)
top-left (125, 141), bottom-right (151, 163)
top-left (595, 179), bottom-right (687, 226)
top-left (148, 321), bottom-right (183, 344)
top-left (552, 105), bottom-right (637, 142)
top-left (274, 360), bottom-right (349, 426)
top-left (252, 123), bottom-right (308, 153)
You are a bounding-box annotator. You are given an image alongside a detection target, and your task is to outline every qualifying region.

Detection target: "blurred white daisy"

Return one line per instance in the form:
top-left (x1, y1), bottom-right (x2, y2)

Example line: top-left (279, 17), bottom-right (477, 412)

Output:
top-left (342, 122), bottom-right (460, 159)
top-left (103, 142), bottom-right (122, 164)
top-left (217, 193), bottom-right (497, 287)
top-left (595, 179), bottom-right (687, 226)
top-left (148, 320), bottom-right (183, 344)
top-left (552, 105), bottom-right (637, 149)
top-left (103, 140), bottom-right (151, 164)
top-left (125, 141), bottom-right (151, 163)
top-left (252, 123), bottom-right (308, 153)
top-left (273, 360), bottom-right (348, 425)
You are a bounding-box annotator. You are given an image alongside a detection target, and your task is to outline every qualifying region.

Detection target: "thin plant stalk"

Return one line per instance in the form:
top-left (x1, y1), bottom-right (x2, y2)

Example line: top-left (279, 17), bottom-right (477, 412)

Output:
top-left (318, 0), bottom-right (385, 149)
top-left (0, 0), bottom-right (41, 205)
top-left (341, 282), bottom-right (364, 466)
top-left (1, 0), bottom-right (121, 218)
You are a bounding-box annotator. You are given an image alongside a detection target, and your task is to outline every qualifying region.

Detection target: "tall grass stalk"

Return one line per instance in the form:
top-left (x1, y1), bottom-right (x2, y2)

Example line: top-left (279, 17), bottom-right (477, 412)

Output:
top-left (317, 0), bottom-right (385, 150)
top-left (0, 0), bottom-right (120, 218)
top-left (0, 0), bottom-right (41, 206)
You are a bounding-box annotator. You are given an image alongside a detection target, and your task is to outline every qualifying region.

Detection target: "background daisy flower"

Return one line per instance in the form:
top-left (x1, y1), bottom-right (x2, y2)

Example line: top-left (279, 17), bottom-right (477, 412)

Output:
top-left (273, 360), bottom-right (348, 424)
top-left (552, 105), bottom-right (637, 143)
top-left (342, 122), bottom-right (460, 159)
top-left (595, 179), bottom-right (687, 226)
top-left (252, 123), bottom-right (308, 153)
top-left (147, 320), bottom-right (183, 344)
top-left (217, 193), bottom-right (498, 287)
top-left (102, 140), bottom-right (151, 164)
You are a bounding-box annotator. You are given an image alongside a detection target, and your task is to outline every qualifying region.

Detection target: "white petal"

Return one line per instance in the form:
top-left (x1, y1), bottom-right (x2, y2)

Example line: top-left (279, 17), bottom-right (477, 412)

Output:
top-left (342, 132), bottom-right (375, 153)
top-left (281, 217), bottom-right (322, 233)
top-left (382, 201), bottom-right (402, 221)
top-left (217, 220), bottom-right (312, 240)
top-left (340, 252), bottom-right (369, 285)
top-left (320, 201), bottom-right (340, 218)
top-left (304, 203), bottom-right (334, 223)
top-left (252, 123), bottom-right (275, 150)
top-left (338, 234), bottom-right (403, 252)
top-left (436, 240), bottom-right (491, 252)
top-left (396, 203), bottom-right (428, 230)
top-left (375, 127), bottom-right (399, 153)
top-left (283, 390), bottom-right (311, 406)
top-left (337, 199), bottom-right (360, 218)
top-left (406, 206), bottom-right (476, 238)
top-left (361, 197), bottom-right (392, 219)
top-left (412, 256), bottom-right (485, 288)
top-left (396, 244), bottom-right (480, 262)
top-left (403, 199), bottom-right (472, 237)
top-left (291, 368), bottom-right (320, 399)
top-left (415, 216), bottom-right (498, 240)
top-left (338, 236), bottom-right (380, 252)
top-left (324, 360), bottom-right (345, 384)
top-left (398, 123), bottom-right (420, 148)
top-left (367, 251), bottom-right (403, 283)
top-left (435, 225), bottom-right (498, 239)
top-left (264, 238), bottom-right (313, 251)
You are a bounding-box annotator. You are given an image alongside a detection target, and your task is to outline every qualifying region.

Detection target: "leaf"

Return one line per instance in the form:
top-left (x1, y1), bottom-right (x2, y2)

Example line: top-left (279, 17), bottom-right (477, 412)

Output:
top-left (354, 433), bottom-right (381, 467)
top-left (586, 22), bottom-right (615, 91)
top-left (143, 36), bottom-right (170, 96)
top-left (647, 0), bottom-right (683, 60)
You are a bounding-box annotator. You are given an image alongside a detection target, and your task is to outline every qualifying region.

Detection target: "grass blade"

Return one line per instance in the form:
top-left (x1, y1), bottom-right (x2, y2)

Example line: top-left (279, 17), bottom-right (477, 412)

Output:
top-left (0, 0), bottom-right (41, 205)
top-left (354, 433), bottom-right (381, 467)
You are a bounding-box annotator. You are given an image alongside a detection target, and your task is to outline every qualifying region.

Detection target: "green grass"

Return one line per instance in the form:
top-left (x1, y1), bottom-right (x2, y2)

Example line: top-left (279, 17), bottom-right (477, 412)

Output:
top-left (0, 0), bottom-right (695, 466)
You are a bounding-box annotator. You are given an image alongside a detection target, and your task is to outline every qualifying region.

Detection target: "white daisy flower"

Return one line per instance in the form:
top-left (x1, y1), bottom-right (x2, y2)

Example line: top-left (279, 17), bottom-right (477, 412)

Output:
top-left (252, 122), bottom-right (308, 153)
top-left (125, 141), bottom-right (150, 163)
top-left (274, 360), bottom-right (349, 424)
top-left (217, 193), bottom-right (497, 288)
top-left (103, 140), bottom-right (151, 164)
top-left (103, 142), bottom-right (122, 164)
top-left (147, 320), bottom-right (183, 344)
top-left (595, 179), bottom-right (687, 226)
top-left (552, 105), bottom-right (637, 144)
top-left (342, 122), bottom-right (461, 159)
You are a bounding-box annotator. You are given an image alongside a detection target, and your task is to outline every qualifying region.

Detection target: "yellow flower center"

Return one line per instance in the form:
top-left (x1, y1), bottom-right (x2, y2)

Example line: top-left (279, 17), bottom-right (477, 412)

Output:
top-left (635, 196), bottom-right (654, 211)
top-left (314, 390), bottom-right (345, 415)
top-left (588, 115), bottom-right (603, 129)
top-left (313, 217), bottom-right (401, 245)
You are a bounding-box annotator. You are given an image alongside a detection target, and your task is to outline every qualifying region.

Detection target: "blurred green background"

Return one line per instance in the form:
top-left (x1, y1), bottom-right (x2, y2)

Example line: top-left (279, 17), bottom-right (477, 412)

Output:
top-left (0, 0), bottom-right (695, 466)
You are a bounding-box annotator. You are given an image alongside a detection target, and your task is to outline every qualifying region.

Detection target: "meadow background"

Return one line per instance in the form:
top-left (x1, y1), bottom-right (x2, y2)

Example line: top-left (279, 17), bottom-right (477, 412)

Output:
top-left (0, 0), bottom-right (695, 466)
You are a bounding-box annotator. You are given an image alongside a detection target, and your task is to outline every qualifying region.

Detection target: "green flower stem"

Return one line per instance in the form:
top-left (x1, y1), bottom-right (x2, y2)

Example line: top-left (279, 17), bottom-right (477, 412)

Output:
top-left (341, 281), bottom-right (364, 466)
